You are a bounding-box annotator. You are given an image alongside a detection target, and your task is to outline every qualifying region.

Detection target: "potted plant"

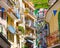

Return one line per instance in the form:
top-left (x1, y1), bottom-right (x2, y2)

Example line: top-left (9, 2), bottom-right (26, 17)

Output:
top-left (18, 26), bottom-right (24, 34)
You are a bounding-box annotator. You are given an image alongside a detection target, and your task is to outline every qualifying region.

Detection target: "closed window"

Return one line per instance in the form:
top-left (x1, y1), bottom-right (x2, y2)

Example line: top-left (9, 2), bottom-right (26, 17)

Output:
top-left (58, 11), bottom-right (60, 31)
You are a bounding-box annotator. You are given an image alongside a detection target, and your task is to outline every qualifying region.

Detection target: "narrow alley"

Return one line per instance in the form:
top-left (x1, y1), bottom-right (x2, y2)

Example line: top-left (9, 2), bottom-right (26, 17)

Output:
top-left (0, 0), bottom-right (60, 48)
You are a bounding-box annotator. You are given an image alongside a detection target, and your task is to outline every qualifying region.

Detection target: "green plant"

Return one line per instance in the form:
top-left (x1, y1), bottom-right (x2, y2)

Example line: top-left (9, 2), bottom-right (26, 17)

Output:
top-left (25, 8), bottom-right (29, 13)
top-left (18, 26), bottom-right (24, 34)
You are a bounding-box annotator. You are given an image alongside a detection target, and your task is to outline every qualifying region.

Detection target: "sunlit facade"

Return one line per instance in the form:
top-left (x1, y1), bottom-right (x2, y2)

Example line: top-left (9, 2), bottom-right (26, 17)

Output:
top-left (0, 6), bottom-right (11, 48)
top-left (45, 0), bottom-right (60, 47)
top-left (0, 0), bottom-right (60, 48)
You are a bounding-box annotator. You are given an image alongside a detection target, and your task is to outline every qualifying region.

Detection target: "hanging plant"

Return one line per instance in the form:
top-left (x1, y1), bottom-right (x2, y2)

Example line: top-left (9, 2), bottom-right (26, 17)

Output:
top-left (18, 26), bottom-right (24, 34)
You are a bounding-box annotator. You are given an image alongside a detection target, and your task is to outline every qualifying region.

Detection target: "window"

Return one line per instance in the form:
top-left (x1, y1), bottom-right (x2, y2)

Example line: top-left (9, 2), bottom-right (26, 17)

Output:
top-left (16, 35), bottom-right (19, 44)
top-left (3, 12), bottom-right (7, 20)
top-left (0, 8), bottom-right (7, 20)
top-left (0, 24), bottom-right (3, 34)
top-left (45, 24), bottom-right (50, 36)
top-left (0, 10), bottom-right (1, 17)
top-left (7, 31), bottom-right (14, 42)
top-left (7, 16), bottom-right (14, 26)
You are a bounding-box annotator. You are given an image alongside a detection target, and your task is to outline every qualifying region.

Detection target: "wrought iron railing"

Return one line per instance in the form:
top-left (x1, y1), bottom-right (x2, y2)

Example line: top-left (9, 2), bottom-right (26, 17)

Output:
top-left (25, 20), bottom-right (35, 28)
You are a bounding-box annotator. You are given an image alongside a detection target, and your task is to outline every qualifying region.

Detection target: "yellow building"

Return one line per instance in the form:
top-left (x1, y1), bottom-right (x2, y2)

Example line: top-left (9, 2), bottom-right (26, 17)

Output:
top-left (45, 0), bottom-right (60, 47)
top-left (0, 0), bottom-right (24, 48)
top-left (23, 0), bottom-right (37, 48)
top-left (0, 0), bottom-right (37, 48)
top-left (0, 7), bottom-right (11, 48)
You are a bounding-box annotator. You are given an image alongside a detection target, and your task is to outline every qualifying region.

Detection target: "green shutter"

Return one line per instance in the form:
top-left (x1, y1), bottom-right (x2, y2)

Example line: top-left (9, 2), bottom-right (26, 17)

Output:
top-left (58, 11), bottom-right (60, 31)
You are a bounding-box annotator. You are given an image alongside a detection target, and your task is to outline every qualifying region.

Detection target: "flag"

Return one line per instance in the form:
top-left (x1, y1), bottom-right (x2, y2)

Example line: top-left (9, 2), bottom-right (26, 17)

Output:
top-left (53, 10), bottom-right (57, 16)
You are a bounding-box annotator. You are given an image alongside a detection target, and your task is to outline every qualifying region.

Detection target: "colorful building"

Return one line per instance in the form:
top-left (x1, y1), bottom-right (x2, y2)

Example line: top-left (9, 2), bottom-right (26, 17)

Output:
top-left (23, 0), bottom-right (37, 48)
top-left (45, 0), bottom-right (60, 47)
top-left (0, 0), bottom-right (37, 48)
top-left (0, 7), bottom-right (11, 48)
top-left (0, 0), bottom-right (24, 48)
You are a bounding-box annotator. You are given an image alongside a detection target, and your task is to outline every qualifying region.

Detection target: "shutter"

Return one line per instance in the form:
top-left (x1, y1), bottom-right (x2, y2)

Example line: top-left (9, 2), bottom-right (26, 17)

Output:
top-left (58, 11), bottom-right (60, 31)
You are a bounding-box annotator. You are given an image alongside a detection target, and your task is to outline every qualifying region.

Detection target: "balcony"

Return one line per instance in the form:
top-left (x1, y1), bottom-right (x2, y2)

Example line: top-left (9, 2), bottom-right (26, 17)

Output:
top-left (7, 0), bottom-right (21, 19)
top-left (23, 0), bottom-right (35, 10)
top-left (29, 10), bottom-right (35, 16)
top-left (25, 20), bottom-right (35, 30)
top-left (24, 8), bottom-right (36, 20)
top-left (16, 26), bottom-right (24, 34)
top-left (0, 1), bottom-right (21, 20)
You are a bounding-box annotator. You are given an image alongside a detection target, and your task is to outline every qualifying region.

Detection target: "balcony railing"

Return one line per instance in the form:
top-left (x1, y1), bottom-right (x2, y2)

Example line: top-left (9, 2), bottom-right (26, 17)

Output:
top-left (7, 0), bottom-right (16, 7)
top-left (29, 10), bottom-right (35, 16)
top-left (0, 1), bottom-right (21, 19)
top-left (24, 8), bottom-right (35, 17)
top-left (23, 0), bottom-right (35, 10)
top-left (25, 20), bottom-right (35, 28)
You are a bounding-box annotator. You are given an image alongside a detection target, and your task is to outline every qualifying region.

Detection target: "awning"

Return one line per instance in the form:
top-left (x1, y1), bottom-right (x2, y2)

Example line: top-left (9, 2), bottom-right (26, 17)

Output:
top-left (8, 25), bottom-right (16, 34)
top-left (25, 37), bottom-right (34, 40)
top-left (27, 39), bottom-right (33, 44)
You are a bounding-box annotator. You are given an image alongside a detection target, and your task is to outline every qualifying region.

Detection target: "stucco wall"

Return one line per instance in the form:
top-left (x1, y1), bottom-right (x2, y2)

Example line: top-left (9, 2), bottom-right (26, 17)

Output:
top-left (49, 11), bottom-right (58, 34)
top-left (46, 0), bottom-right (60, 34)
top-left (46, 0), bottom-right (60, 22)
